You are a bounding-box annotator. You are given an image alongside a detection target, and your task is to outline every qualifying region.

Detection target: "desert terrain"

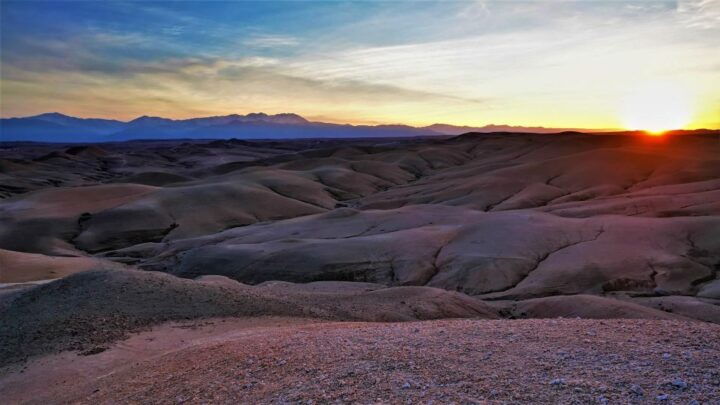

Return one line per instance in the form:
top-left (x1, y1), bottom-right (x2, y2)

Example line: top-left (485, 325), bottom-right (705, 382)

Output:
top-left (1, 131), bottom-right (720, 403)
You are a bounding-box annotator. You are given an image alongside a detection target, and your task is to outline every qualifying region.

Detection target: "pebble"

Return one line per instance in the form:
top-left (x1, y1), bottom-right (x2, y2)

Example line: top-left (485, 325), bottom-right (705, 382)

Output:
top-left (656, 393), bottom-right (669, 401)
top-left (630, 384), bottom-right (644, 396)
top-left (670, 379), bottom-right (688, 390)
top-left (401, 382), bottom-right (411, 389)
top-left (550, 378), bottom-right (566, 386)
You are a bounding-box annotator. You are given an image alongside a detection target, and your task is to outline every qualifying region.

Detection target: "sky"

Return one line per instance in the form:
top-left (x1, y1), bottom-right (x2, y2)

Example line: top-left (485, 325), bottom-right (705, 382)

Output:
top-left (1, 0), bottom-right (718, 129)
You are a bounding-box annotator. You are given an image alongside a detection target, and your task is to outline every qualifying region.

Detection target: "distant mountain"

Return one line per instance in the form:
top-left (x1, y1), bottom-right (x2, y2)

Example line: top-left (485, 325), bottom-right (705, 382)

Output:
top-left (422, 123), bottom-right (612, 135)
top-left (183, 113), bottom-right (308, 127)
top-left (0, 112), bottom-right (612, 142)
top-left (0, 117), bottom-right (116, 142)
top-left (30, 112), bottom-right (126, 133)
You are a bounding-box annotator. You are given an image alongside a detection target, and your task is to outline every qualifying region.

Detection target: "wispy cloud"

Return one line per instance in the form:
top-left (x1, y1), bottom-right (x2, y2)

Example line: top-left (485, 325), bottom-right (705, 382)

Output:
top-left (678, 0), bottom-right (720, 29)
top-left (243, 34), bottom-right (300, 48)
top-left (1, 0), bottom-right (718, 128)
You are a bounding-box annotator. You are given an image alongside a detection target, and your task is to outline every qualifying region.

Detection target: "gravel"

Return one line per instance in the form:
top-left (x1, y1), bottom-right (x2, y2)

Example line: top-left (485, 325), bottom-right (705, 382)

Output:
top-left (73, 318), bottom-right (720, 404)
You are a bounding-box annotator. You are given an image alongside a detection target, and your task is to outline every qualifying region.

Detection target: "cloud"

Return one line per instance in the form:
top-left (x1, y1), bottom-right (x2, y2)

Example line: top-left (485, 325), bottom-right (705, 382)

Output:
top-left (678, 0), bottom-right (720, 29)
top-left (161, 25), bottom-right (186, 36)
top-left (215, 63), bottom-right (484, 104)
top-left (1, 48), bottom-right (484, 122)
top-left (456, 0), bottom-right (490, 19)
top-left (243, 34), bottom-right (299, 48)
top-left (1, 0), bottom-right (718, 128)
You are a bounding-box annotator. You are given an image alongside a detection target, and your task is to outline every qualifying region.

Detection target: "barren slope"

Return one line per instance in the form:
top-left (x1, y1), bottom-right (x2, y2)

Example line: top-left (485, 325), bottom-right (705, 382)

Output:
top-left (2, 318), bottom-right (718, 404)
top-left (1, 132), bottom-right (719, 354)
top-left (0, 268), bottom-right (497, 365)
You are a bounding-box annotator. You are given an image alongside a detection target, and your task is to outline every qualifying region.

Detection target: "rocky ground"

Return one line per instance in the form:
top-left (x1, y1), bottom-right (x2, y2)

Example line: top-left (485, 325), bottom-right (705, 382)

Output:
top-left (2, 318), bottom-right (718, 404)
top-left (0, 269), bottom-right (497, 366)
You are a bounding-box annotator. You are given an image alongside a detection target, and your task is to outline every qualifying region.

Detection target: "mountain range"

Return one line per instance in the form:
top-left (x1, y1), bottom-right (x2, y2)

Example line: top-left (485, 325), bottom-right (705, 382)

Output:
top-left (0, 112), bottom-right (611, 142)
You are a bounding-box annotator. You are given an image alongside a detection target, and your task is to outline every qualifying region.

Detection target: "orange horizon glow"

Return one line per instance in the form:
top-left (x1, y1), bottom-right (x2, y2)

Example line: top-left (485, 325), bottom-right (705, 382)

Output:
top-left (644, 129), bottom-right (667, 137)
top-left (1, 2), bottom-right (719, 131)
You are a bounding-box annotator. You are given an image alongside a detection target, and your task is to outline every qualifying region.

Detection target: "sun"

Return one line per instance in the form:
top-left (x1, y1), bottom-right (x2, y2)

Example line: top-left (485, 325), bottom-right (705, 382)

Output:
top-left (620, 82), bottom-right (694, 135)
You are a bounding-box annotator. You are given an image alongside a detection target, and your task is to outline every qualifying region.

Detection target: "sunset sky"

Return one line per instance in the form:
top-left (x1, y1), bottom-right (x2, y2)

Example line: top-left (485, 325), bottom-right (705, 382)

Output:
top-left (1, 0), bottom-right (718, 129)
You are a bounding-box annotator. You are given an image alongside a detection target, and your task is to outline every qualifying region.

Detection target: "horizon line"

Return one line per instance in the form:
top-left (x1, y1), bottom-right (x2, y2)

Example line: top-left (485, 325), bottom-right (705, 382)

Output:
top-left (0, 111), bottom-right (631, 132)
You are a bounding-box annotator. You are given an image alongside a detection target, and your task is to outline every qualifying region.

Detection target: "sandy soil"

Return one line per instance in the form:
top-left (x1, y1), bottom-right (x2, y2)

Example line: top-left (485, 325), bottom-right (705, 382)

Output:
top-left (0, 248), bottom-right (127, 283)
top-left (2, 317), bottom-right (718, 404)
top-left (0, 317), bottom-right (320, 404)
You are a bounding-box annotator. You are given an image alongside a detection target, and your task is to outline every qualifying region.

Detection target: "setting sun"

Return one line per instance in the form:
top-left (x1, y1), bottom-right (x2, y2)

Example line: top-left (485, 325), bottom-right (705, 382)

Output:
top-left (621, 82), bottom-right (694, 134)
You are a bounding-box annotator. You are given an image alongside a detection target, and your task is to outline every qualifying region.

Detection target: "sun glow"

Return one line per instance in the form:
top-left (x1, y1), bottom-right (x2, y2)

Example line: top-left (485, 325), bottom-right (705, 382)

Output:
top-left (621, 82), bottom-right (694, 134)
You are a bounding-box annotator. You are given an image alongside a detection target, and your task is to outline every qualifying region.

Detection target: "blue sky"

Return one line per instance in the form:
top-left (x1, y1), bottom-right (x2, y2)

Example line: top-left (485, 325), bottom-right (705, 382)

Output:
top-left (1, 1), bottom-right (718, 128)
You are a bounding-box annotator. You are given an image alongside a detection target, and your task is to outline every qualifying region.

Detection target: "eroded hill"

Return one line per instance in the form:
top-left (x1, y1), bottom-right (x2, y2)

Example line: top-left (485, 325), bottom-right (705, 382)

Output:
top-left (1, 132), bottom-right (719, 362)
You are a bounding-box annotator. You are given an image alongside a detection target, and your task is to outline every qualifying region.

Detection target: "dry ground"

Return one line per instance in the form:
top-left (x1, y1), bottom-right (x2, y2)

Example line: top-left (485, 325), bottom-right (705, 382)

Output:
top-left (2, 132), bottom-right (720, 403)
top-left (1, 318), bottom-right (718, 404)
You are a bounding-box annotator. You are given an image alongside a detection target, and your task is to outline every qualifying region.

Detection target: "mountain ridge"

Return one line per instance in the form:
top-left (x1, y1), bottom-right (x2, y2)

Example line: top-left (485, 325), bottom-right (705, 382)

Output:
top-left (1, 111), bottom-right (624, 142)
